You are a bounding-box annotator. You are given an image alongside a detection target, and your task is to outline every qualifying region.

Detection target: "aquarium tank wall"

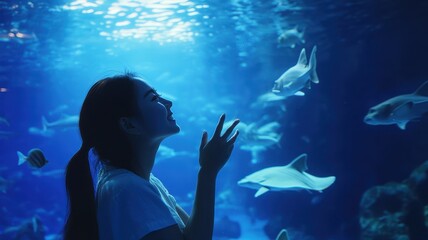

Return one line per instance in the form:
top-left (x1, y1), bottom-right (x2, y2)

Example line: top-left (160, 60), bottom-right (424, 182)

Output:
top-left (1, 0), bottom-right (428, 239)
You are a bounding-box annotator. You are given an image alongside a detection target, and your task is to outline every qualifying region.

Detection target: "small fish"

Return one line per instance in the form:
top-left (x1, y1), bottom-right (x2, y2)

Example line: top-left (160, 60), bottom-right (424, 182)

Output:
top-left (17, 148), bottom-right (48, 168)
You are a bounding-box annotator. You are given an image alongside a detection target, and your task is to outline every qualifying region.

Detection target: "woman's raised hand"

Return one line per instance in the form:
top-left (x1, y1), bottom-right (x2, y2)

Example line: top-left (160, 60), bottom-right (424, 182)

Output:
top-left (199, 114), bottom-right (240, 176)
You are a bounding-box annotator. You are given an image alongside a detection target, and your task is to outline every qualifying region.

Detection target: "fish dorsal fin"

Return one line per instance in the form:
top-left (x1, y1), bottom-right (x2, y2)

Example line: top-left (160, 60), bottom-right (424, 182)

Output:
top-left (414, 80), bottom-right (428, 96)
top-left (276, 229), bottom-right (289, 240)
top-left (287, 153), bottom-right (308, 172)
top-left (296, 48), bottom-right (307, 66)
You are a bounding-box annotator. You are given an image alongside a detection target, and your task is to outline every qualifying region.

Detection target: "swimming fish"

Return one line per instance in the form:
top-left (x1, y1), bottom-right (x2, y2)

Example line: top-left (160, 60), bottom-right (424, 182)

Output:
top-left (156, 145), bottom-right (195, 163)
top-left (17, 148), bottom-right (48, 168)
top-left (237, 153), bottom-right (335, 197)
top-left (28, 127), bottom-right (55, 137)
top-left (251, 92), bottom-right (287, 111)
top-left (277, 26), bottom-right (305, 48)
top-left (42, 115), bottom-right (78, 129)
top-left (225, 120), bottom-right (282, 164)
top-left (28, 115), bottom-right (78, 137)
top-left (272, 46), bottom-right (319, 98)
top-left (364, 80), bottom-right (428, 130)
top-left (48, 104), bottom-right (69, 116)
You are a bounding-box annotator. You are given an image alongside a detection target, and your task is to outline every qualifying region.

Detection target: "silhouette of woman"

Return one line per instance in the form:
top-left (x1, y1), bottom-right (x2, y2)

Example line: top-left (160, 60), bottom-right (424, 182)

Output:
top-left (63, 73), bottom-right (240, 240)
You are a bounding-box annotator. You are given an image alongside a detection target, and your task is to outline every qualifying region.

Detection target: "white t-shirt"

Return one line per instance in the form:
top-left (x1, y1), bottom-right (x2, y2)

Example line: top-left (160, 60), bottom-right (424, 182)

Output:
top-left (96, 166), bottom-right (186, 240)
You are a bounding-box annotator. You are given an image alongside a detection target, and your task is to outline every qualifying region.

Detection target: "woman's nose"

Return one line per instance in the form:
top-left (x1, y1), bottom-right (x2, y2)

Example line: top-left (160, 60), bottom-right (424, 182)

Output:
top-left (161, 98), bottom-right (172, 107)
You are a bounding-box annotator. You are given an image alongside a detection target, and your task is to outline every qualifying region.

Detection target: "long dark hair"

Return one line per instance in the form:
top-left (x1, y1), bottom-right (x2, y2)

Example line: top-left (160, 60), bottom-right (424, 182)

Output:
top-left (63, 73), bottom-right (139, 239)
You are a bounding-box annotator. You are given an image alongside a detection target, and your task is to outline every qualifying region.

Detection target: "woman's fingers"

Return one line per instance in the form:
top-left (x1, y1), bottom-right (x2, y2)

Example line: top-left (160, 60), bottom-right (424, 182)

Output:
top-left (214, 114), bottom-right (226, 138)
top-left (199, 131), bottom-right (208, 151)
top-left (222, 119), bottom-right (240, 139)
top-left (227, 130), bottom-right (239, 145)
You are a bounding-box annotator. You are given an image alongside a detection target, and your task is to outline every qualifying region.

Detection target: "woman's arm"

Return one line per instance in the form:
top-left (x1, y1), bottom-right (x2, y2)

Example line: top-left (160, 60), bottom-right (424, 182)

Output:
top-left (142, 114), bottom-right (239, 240)
top-left (183, 114), bottom-right (239, 240)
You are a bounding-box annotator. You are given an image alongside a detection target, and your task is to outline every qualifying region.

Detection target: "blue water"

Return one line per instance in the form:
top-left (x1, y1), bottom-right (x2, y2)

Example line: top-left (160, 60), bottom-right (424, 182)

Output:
top-left (1, 0), bottom-right (428, 239)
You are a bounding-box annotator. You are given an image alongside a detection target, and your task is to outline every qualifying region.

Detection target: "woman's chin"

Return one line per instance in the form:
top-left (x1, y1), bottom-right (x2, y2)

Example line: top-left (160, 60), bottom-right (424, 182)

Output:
top-left (172, 124), bottom-right (181, 134)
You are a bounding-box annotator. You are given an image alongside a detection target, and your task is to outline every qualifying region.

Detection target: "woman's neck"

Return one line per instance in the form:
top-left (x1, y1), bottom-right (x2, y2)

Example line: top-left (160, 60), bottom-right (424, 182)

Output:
top-left (130, 139), bottom-right (161, 180)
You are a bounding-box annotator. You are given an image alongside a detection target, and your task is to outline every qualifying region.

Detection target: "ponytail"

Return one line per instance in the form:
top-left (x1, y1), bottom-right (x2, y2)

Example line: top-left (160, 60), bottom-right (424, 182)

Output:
top-left (64, 145), bottom-right (98, 240)
top-left (63, 74), bottom-right (138, 239)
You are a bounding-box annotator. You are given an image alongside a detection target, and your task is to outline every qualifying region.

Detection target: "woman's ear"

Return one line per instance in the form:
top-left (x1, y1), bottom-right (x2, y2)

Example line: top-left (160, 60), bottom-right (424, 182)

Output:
top-left (119, 117), bottom-right (140, 135)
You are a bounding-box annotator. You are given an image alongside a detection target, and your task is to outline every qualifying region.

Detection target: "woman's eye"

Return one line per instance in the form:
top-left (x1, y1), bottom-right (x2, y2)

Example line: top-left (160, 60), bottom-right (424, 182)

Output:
top-left (152, 95), bottom-right (159, 101)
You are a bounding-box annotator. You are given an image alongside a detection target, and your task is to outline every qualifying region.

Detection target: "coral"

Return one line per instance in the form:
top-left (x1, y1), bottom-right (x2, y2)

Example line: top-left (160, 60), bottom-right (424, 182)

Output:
top-left (359, 161), bottom-right (428, 240)
top-left (405, 161), bottom-right (428, 205)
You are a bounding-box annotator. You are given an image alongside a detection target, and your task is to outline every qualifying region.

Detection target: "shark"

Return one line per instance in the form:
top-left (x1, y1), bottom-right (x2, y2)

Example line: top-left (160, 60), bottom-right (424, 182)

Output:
top-left (272, 46), bottom-right (319, 98)
top-left (277, 26), bottom-right (305, 48)
top-left (28, 115), bottom-right (78, 137)
top-left (237, 153), bottom-right (336, 197)
top-left (225, 120), bottom-right (282, 164)
top-left (250, 92), bottom-right (287, 111)
top-left (364, 80), bottom-right (428, 130)
top-left (42, 115), bottom-right (78, 129)
top-left (156, 145), bottom-right (195, 163)
top-left (28, 127), bottom-right (54, 137)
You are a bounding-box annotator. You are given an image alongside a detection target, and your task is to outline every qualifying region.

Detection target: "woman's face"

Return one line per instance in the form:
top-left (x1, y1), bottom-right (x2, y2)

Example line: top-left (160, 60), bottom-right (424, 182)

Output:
top-left (130, 79), bottom-right (180, 141)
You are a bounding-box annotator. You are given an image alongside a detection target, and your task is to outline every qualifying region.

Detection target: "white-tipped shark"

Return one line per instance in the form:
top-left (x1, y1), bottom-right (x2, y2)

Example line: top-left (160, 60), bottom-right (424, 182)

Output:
top-left (272, 46), bottom-right (319, 98)
top-left (238, 153), bottom-right (335, 197)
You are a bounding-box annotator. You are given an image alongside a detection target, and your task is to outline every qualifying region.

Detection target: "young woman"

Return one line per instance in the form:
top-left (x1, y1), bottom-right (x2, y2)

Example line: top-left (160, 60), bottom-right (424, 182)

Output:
top-left (63, 73), bottom-right (240, 240)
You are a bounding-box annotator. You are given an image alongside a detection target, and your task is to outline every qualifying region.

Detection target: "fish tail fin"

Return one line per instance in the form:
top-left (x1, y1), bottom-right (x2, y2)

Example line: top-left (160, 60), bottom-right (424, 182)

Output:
top-left (414, 80), bottom-right (428, 96)
top-left (41, 116), bottom-right (49, 130)
top-left (298, 26), bottom-right (305, 43)
top-left (276, 133), bottom-right (284, 148)
top-left (17, 151), bottom-right (27, 165)
top-left (309, 46), bottom-right (319, 84)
